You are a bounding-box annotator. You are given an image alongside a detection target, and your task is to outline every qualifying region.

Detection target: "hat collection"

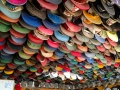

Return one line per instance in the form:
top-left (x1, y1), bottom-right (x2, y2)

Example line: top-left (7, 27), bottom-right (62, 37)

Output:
top-left (1, 0), bottom-right (120, 89)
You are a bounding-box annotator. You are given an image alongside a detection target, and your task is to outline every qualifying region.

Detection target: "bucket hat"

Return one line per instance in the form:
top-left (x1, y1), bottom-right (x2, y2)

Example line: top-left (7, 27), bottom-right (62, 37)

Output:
top-left (0, 0), bottom-right (21, 19)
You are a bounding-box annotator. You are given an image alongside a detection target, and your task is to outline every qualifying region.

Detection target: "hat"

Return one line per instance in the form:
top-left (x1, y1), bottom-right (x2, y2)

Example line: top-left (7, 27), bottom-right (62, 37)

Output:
top-left (65, 19), bottom-right (81, 32)
top-left (75, 33), bottom-right (89, 42)
top-left (47, 11), bottom-right (66, 24)
top-left (47, 38), bottom-right (59, 48)
top-left (77, 44), bottom-right (88, 52)
top-left (0, 12), bottom-right (19, 23)
top-left (36, 53), bottom-right (48, 66)
top-left (106, 31), bottom-right (118, 42)
top-left (60, 25), bottom-right (75, 37)
top-left (64, 1), bottom-right (82, 17)
top-left (21, 11), bottom-right (41, 27)
top-left (40, 47), bottom-right (53, 58)
top-left (107, 38), bottom-right (117, 47)
top-left (6, 0), bottom-right (27, 5)
top-left (19, 18), bottom-right (36, 30)
top-left (0, 0), bottom-right (21, 19)
top-left (11, 35), bottom-right (26, 45)
top-left (18, 50), bottom-right (31, 59)
top-left (83, 8), bottom-right (102, 24)
top-left (38, 25), bottom-right (53, 35)
top-left (2, 0), bottom-right (23, 12)
top-left (65, 40), bottom-right (76, 51)
top-left (95, 34), bottom-right (105, 43)
top-left (71, 0), bottom-right (90, 10)
top-left (0, 23), bottom-right (11, 32)
top-left (28, 32), bottom-right (43, 44)
top-left (12, 23), bottom-right (30, 34)
top-left (82, 27), bottom-right (94, 38)
top-left (54, 31), bottom-right (70, 42)
top-left (91, 0), bottom-right (110, 19)
top-left (34, 29), bottom-right (49, 40)
top-left (96, 45), bottom-right (105, 52)
top-left (101, 0), bottom-right (115, 16)
top-left (90, 38), bottom-right (101, 46)
top-left (37, 0), bottom-right (58, 10)
top-left (26, 0), bottom-right (46, 20)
